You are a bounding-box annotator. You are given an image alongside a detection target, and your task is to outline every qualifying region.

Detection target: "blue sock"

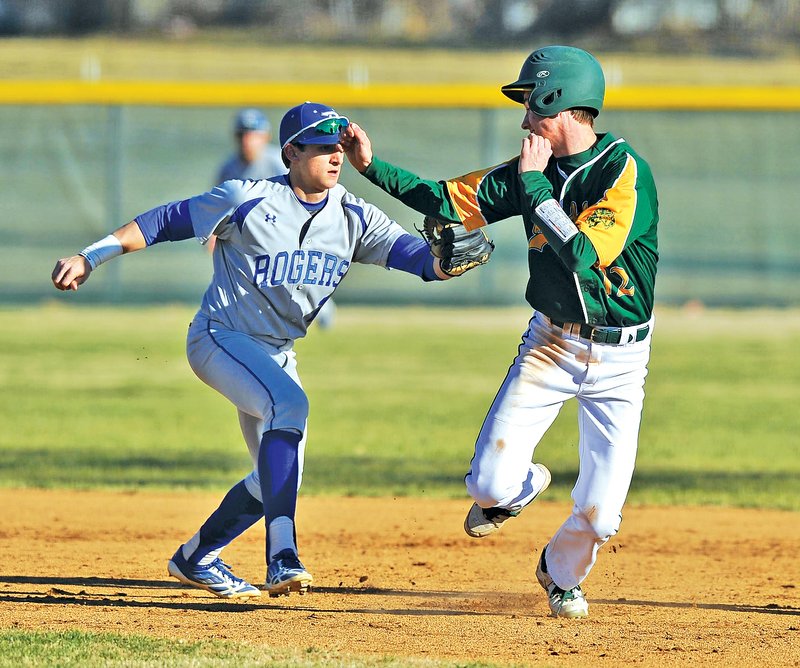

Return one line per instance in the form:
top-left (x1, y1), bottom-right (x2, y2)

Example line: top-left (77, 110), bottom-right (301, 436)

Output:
top-left (183, 479), bottom-right (263, 565)
top-left (257, 429), bottom-right (301, 559)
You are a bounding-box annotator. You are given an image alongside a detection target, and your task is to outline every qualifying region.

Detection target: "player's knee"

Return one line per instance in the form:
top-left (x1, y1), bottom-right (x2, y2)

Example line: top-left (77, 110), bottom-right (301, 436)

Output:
top-left (244, 471), bottom-right (262, 502)
top-left (465, 472), bottom-right (517, 509)
top-left (576, 504), bottom-right (622, 541)
top-left (267, 385), bottom-right (309, 432)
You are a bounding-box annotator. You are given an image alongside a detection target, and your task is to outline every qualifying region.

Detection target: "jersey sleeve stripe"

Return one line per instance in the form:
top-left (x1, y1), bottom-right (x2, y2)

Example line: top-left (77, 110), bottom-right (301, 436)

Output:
top-left (343, 202), bottom-right (368, 234)
top-left (444, 167), bottom-right (496, 231)
top-left (230, 197), bottom-right (266, 232)
top-left (577, 154), bottom-right (638, 266)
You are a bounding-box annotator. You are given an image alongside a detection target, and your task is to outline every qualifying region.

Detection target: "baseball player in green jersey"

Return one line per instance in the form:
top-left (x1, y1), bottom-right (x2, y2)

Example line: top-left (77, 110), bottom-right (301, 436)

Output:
top-left (341, 45), bottom-right (659, 618)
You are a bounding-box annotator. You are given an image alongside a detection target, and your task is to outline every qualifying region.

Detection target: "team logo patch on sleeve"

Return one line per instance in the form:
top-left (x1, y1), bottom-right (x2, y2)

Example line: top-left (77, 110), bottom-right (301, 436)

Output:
top-left (585, 208), bottom-right (616, 229)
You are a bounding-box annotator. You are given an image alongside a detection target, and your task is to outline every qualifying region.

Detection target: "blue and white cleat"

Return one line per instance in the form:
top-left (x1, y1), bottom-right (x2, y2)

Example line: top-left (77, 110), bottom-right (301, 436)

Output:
top-left (168, 548), bottom-right (261, 599)
top-left (265, 549), bottom-right (313, 597)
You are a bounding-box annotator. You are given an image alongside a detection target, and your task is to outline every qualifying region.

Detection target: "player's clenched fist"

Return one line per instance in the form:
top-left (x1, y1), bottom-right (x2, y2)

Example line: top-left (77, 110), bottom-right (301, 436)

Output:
top-left (51, 255), bottom-right (92, 291)
top-left (51, 224), bottom-right (139, 292)
top-left (519, 132), bottom-right (553, 174)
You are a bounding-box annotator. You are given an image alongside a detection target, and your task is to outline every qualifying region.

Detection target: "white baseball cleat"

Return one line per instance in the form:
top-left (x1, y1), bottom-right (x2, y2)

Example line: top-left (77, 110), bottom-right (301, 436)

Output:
top-left (167, 549), bottom-right (261, 599)
top-left (265, 549), bottom-right (313, 597)
top-left (535, 545), bottom-right (589, 618)
top-left (464, 463), bottom-right (551, 538)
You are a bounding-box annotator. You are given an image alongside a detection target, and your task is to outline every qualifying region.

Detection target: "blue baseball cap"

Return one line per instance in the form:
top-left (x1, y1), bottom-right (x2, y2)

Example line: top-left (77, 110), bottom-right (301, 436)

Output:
top-left (235, 108), bottom-right (269, 133)
top-left (279, 102), bottom-right (350, 149)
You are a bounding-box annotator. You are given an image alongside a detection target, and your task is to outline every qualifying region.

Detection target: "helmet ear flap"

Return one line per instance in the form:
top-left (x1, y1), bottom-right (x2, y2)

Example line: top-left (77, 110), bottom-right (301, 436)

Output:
top-left (540, 89), bottom-right (562, 109)
top-left (528, 88), bottom-right (563, 117)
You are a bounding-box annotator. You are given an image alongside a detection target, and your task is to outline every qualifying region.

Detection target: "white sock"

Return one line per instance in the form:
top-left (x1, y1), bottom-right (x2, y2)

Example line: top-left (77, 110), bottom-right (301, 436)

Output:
top-left (197, 548), bottom-right (222, 566)
top-left (180, 533), bottom-right (222, 566)
top-left (268, 516), bottom-right (296, 561)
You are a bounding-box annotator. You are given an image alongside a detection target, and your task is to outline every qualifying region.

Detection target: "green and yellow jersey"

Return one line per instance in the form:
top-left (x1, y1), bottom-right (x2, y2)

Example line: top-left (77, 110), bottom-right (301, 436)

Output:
top-left (364, 133), bottom-right (659, 327)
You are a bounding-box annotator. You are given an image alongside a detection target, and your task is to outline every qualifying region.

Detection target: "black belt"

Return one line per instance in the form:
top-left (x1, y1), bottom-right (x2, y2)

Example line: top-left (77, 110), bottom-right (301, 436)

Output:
top-left (549, 319), bottom-right (650, 345)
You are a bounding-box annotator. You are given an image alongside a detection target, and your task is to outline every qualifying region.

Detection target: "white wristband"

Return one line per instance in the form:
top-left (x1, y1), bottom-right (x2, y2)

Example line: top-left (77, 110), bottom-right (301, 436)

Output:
top-left (79, 234), bottom-right (124, 270)
top-left (534, 199), bottom-right (579, 244)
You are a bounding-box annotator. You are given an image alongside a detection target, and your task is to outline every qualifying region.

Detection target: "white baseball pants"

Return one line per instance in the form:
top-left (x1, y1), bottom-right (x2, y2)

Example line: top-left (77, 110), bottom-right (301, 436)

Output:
top-left (465, 310), bottom-right (653, 590)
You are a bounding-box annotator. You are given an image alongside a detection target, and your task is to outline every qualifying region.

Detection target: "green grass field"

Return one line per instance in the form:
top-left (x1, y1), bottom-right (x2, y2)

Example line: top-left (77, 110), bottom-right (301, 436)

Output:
top-left (2, 304), bottom-right (798, 510)
top-left (0, 629), bottom-right (488, 668)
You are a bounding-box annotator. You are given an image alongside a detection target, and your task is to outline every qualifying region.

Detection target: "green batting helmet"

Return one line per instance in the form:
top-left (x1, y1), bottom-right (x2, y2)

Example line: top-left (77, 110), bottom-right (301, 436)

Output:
top-left (501, 45), bottom-right (605, 118)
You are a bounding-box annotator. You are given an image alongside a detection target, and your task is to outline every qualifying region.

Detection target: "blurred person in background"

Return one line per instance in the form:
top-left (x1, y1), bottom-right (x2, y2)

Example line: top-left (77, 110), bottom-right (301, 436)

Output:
top-left (217, 107), bottom-right (285, 184)
top-left (342, 45), bottom-right (659, 620)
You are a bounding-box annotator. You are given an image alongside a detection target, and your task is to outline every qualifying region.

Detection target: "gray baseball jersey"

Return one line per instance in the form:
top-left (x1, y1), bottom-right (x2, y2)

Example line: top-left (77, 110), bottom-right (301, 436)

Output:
top-left (181, 175), bottom-right (406, 349)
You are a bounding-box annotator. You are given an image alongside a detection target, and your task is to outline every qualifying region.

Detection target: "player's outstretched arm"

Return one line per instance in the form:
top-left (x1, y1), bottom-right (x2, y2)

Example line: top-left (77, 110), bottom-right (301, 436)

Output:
top-left (51, 221), bottom-right (146, 291)
top-left (340, 122), bottom-right (373, 173)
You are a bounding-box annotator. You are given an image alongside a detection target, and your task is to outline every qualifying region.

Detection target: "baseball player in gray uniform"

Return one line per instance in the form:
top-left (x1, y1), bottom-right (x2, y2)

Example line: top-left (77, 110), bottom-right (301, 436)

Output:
top-left (51, 102), bottom-right (486, 598)
top-left (212, 108), bottom-right (339, 326)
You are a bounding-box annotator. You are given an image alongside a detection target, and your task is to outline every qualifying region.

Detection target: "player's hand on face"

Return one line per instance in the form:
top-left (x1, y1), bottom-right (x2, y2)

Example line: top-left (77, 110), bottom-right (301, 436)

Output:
top-left (51, 255), bottom-right (92, 291)
top-left (519, 132), bottom-right (553, 174)
top-left (340, 122), bottom-right (373, 173)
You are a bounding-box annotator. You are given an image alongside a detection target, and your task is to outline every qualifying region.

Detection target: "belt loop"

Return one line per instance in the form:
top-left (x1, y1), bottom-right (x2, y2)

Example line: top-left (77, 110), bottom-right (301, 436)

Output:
top-left (619, 325), bottom-right (637, 345)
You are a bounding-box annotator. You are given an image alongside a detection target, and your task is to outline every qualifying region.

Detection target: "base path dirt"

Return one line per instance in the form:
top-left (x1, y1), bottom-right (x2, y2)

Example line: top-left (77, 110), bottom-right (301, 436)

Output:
top-left (0, 489), bottom-right (798, 666)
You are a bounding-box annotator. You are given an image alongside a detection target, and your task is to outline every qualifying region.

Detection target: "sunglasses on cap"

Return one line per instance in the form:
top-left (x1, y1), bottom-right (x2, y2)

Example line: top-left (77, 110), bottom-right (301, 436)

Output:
top-left (282, 116), bottom-right (350, 146)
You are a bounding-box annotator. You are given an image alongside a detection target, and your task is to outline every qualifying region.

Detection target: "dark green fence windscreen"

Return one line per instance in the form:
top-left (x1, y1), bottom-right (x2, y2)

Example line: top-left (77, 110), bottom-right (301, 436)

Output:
top-left (2, 105), bottom-right (797, 307)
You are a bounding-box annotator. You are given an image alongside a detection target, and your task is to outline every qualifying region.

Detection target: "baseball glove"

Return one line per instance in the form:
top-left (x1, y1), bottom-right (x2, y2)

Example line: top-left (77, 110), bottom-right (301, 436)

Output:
top-left (418, 216), bottom-right (495, 277)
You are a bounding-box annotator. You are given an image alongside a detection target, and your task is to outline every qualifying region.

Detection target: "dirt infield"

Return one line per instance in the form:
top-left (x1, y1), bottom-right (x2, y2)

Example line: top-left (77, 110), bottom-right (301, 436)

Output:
top-left (0, 489), bottom-right (797, 666)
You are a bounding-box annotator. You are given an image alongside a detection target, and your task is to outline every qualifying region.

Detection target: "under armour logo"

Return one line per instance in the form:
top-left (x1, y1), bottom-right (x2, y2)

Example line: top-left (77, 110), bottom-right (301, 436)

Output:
top-left (265, 213), bottom-right (277, 224)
